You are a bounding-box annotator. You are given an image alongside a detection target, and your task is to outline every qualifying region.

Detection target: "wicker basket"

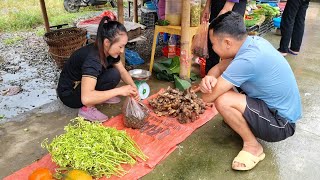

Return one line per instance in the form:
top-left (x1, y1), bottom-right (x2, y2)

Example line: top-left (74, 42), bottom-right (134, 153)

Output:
top-left (44, 27), bottom-right (87, 68)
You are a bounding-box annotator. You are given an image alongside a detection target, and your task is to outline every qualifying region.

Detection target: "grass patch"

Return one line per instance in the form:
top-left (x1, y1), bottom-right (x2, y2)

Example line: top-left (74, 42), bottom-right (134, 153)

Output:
top-left (35, 28), bottom-right (46, 37)
top-left (0, 0), bottom-right (115, 32)
top-left (2, 36), bottom-right (24, 45)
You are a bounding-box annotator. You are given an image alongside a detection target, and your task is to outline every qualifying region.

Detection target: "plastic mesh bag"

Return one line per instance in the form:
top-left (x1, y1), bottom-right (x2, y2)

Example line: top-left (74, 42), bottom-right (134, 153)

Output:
top-left (191, 21), bottom-right (209, 58)
top-left (123, 97), bottom-right (149, 129)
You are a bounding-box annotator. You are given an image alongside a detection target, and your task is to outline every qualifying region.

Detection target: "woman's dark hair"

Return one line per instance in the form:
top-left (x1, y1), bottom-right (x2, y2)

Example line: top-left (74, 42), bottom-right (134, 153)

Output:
top-left (209, 11), bottom-right (247, 40)
top-left (95, 16), bottom-right (127, 67)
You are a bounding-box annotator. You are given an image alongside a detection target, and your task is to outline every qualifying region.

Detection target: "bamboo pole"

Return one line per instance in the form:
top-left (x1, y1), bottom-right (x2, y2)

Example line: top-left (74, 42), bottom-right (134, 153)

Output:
top-left (39, 0), bottom-right (50, 33)
top-left (133, 0), bottom-right (138, 23)
top-left (179, 0), bottom-right (191, 79)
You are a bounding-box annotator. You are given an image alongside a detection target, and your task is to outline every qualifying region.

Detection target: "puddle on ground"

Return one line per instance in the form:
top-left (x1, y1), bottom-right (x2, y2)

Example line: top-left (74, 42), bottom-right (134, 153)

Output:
top-left (0, 61), bottom-right (58, 119)
top-left (0, 32), bottom-right (59, 121)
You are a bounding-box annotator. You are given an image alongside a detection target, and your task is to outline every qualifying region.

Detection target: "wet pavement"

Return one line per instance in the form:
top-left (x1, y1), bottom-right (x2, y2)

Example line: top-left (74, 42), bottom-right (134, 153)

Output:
top-left (0, 32), bottom-right (59, 119)
top-left (1, 1), bottom-right (320, 179)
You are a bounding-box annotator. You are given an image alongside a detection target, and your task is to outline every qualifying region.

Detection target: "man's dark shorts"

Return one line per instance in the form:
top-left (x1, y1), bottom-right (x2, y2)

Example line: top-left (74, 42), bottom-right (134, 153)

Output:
top-left (243, 96), bottom-right (296, 142)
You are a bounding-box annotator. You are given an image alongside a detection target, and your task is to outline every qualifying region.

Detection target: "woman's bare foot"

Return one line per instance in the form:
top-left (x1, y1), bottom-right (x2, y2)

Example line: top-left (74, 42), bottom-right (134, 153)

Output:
top-left (278, 49), bottom-right (287, 56)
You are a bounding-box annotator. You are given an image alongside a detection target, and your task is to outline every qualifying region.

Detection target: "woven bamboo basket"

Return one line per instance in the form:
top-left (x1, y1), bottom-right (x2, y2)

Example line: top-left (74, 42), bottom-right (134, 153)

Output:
top-left (44, 27), bottom-right (87, 68)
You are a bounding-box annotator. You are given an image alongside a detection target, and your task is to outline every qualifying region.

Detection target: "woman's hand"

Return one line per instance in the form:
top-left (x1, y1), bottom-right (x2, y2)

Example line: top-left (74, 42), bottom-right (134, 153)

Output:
top-left (218, 8), bottom-right (229, 16)
top-left (118, 85), bottom-right (138, 97)
top-left (201, 6), bottom-right (210, 23)
top-left (132, 86), bottom-right (141, 101)
top-left (200, 75), bottom-right (217, 94)
top-left (218, 2), bottom-right (235, 16)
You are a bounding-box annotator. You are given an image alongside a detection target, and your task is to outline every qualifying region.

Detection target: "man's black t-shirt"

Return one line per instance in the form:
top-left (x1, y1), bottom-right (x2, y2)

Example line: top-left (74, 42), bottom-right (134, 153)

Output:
top-left (57, 43), bottom-right (120, 97)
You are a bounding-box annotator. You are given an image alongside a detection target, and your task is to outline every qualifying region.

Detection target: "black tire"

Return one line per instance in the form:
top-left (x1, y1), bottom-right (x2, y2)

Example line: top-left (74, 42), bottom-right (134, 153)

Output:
top-left (64, 0), bottom-right (80, 13)
top-left (110, 0), bottom-right (117, 8)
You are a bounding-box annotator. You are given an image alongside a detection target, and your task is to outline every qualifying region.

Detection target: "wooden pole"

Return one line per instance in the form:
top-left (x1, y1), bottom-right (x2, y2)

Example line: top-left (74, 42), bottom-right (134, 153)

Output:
top-left (39, 0), bottom-right (50, 33)
top-left (133, 0), bottom-right (138, 23)
top-left (117, 0), bottom-right (124, 23)
top-left (179, 0), bottom-right (191, 79)
top-left (117, 0), bottom-right (125, 64)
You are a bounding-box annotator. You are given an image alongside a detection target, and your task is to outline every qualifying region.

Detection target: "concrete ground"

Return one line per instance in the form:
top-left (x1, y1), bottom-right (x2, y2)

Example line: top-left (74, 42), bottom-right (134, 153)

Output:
top-left (1, 2), bottom-right (320, 179)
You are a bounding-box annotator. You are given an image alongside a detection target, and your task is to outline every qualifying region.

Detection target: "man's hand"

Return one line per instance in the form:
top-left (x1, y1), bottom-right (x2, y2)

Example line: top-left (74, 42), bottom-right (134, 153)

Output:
top-left (200, 75), bottom-right (218, 93)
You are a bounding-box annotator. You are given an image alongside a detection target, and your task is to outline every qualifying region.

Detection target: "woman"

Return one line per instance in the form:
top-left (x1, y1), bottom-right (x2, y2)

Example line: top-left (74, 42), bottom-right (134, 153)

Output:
top-left (57, 16), bottom-right (139, 122)
top-left (278, 0), bottom-right (310, 56)
top-left (201, 0), bottom-right (247, 74)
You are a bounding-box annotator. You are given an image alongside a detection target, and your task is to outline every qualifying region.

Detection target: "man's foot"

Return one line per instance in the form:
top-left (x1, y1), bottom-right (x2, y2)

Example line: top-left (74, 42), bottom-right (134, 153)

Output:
top-left (104, 96), bottom-right (121, 104)
top-left (232, 143), bottom-right (264, 170)
top-left (232, 150), bottom-right (265, 171)
top-left (288, 49), bottom-right (299, 55)
top-left (78, 106), bottom-right (108, 122)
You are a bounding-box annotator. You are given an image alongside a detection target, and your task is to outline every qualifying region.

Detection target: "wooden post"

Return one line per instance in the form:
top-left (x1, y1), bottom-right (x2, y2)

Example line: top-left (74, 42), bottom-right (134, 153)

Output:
top-left (39, 0), bottom-right (50, 33)
top-left (117, 0), bottom-right (125, 64)
top-left (117, 0), bottom-right (124, 23)
top-left (179, 0), bottom-right (191, 79)
top-left (133, 0), bottom-right (138, 23)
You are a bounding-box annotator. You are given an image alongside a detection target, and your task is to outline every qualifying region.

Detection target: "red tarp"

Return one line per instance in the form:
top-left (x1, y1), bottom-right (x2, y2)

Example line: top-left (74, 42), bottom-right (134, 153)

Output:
top-left (5, 89), bottom-right (218, 180)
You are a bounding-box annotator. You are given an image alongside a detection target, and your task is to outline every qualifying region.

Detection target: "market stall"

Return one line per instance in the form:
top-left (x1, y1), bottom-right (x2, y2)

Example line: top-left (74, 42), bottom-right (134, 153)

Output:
top-left (245, 0), bottom-right (282, 36)
top-left (148, 0), bottom-right (202, 79)
top-left (3, 5), bottom-right (217, 180)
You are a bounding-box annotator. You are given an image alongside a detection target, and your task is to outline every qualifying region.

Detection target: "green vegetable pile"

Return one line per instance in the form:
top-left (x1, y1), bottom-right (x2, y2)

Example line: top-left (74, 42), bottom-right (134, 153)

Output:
top-left (245, 14), bottom-right (266, 27)
top-left (41, 117), bottom-right (148, 178)
top-left (157, 19), bottom-right (170, 26)
top-left (245, 3), bottom-right (280, 27)
top-left (256, 4), bottom-right (281, 17)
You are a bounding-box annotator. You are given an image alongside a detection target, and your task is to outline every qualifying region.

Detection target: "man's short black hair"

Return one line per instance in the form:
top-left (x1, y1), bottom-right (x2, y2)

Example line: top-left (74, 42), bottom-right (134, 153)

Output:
top-left (209, 11), bottom-right (247, 40)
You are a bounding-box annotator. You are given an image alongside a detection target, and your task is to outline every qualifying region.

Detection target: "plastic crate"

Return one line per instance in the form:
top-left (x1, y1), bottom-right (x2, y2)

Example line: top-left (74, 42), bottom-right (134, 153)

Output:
top-left (141, 11), bottom-right (158, 27)
top-left (246, 18), bottom-right (274, 37)
top-left (258, 18), bottom-right (274, 36)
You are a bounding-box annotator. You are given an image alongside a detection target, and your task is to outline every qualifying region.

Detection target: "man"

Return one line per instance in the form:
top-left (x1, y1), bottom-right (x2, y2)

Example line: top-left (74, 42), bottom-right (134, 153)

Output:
top-left (278, 0), bottom-right (310, 56)
top-left (200, 12), bottom-right (302, 171)
top-left (201, 0), bottom-right (247, 73)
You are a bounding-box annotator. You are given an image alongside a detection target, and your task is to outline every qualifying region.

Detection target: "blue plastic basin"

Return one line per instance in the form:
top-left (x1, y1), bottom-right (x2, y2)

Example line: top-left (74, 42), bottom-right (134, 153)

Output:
top-left (145, 2), bottom-right (157, 10)
top-left (273, 17), bottom-right (281, 28)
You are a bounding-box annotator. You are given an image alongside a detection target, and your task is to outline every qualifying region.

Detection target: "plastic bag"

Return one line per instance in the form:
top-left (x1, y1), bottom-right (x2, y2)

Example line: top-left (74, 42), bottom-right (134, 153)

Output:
top-left (191, 22), bottom-right (209, 58)
top-left (125, 49), bottom-right (145, 65)
top-left (123, 97), bottom-right (149, 129)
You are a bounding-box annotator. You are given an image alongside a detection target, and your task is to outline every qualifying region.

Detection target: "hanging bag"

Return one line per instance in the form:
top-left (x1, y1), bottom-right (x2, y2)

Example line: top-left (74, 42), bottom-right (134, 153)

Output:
top-left (191, 21), bottom-right (209, 58)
